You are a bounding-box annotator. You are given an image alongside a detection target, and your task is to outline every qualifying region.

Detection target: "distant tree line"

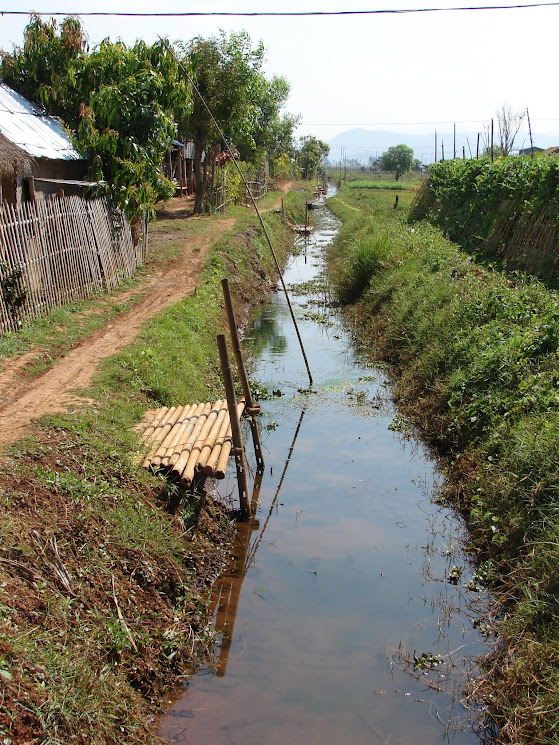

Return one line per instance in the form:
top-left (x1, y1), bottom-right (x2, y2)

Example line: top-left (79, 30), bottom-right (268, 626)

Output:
top-left (0, 15), bottom-right (330, 222)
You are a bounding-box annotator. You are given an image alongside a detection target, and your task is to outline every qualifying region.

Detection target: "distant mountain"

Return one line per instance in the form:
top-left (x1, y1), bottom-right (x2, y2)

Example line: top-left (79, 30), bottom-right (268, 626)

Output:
top-left (326, 128), bottom-right (559, 166)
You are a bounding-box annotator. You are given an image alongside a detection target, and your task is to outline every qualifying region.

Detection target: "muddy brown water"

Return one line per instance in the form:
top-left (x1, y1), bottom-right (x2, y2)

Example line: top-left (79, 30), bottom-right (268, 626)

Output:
top-left (161, 194), bottom-right (492, 745)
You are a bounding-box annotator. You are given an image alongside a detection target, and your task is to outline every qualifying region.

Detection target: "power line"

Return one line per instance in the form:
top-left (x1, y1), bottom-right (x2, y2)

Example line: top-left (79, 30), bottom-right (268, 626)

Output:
top-left (1, 2), bottom-right (559, 17)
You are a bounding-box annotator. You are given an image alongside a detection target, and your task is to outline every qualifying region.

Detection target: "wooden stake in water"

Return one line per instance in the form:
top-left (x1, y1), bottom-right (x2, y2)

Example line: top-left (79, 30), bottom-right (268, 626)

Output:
top-left (221, 278), bottom-right (264, 471)
top-left (217, 334), bottom-right (251, 519)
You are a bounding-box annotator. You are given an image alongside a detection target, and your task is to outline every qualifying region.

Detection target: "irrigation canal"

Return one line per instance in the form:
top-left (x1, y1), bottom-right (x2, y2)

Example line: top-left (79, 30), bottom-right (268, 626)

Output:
top-left (161, 191), bottom-right (491, 745)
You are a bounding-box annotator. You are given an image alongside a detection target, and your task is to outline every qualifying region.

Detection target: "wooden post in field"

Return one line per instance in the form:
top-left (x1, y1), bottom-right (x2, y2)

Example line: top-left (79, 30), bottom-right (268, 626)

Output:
top-left (476, 133), bottom-right (480, 159)
top-left (491, 119), bottom-right (494, 162)
top-left (527, 107), bottom-right (534, 157)
top-left (441, 141), bottom-right (445, 161)
top-left (453, 123), bottom-right (456, 159)
top-left (221, 277), bottom-right (264, 471)
top-left (217, 334), bottom-right (251, 519)
top-left (463, 146), bottom-right (466, 160)
top-left (434, 131), bottom-right (437, 163)
top-left (281, 197), bottom-right (284, 219)
top-left (27, 178), bottom-right (36, 202)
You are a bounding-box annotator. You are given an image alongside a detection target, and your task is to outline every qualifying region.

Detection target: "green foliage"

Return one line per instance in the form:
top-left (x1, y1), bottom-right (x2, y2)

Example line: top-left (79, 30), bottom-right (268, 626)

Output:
top-left (272, 153), bottom-right (299, 181)
top-left (297, 135), bottom-right (330, 180)
top-left (347, 181), bottom-right (405, 191)
top-left (0, 14), bottom-right (86, 121)
top-left (409, 155), bottom-right (559, 281)
top-left (2, 17), bottom-right (192, 222)
top-left (179, 31), bottom-right (297, 213)
top-left (380, 144), bottom-right (414, 181)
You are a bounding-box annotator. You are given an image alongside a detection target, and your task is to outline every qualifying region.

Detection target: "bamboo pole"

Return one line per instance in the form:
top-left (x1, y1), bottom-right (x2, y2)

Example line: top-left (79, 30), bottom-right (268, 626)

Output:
top-left (158, 403), bottom-right (199, 468)
top-left (169, 402), bottom-right (211, 482)
top-left (163, 402), bottom-right (206, 469)
top-left (138, 406), bottom-right (168, 439)
top-left (217, 334), bottom-right (250, 518)
top-left (180, 401), bottom-right (226, 487)
top-left (152, 403), bottom-right (199, 468)
top-left (196, 405), bottom-right (228, 472)
top-left (141, 406), bottom-right (180, 467)
top-left (203, 404), bottom-right (243, 475)
top-left (221, 277), bottom-right (264, 470)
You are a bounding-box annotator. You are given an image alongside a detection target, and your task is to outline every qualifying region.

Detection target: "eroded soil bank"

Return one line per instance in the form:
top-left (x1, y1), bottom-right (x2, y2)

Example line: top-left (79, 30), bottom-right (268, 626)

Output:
top-left (0, 197), bottom-right (295, 745)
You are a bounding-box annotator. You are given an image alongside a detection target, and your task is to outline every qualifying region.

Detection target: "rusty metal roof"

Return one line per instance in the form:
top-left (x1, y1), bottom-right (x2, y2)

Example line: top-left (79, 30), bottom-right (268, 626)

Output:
top-left (0, 83), bottom-right (83, 162)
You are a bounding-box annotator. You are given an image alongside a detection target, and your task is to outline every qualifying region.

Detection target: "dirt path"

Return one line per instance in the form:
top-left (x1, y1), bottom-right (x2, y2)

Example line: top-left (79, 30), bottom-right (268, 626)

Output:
top-left (0, 210), bottom-right (234, 447)
top-left (0, 184), bottom-right (295, 449)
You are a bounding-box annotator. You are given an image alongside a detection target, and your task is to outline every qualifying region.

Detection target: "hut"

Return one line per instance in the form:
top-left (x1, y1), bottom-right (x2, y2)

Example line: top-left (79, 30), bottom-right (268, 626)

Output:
top-left (0, 82), bottom-right (89, 205)
top-left (0, 131), bottom-right (34, 203)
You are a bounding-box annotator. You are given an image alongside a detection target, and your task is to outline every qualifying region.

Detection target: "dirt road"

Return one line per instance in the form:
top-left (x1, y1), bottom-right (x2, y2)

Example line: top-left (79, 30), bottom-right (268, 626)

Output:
top-left (0, 206), bottom-right (236, 447)
top-left (0, 183), bottom-right (297, 448)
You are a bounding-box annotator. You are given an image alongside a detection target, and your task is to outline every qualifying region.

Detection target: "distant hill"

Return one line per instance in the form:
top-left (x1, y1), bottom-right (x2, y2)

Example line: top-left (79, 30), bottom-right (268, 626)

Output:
top-left (326, 128), bottom-right (559, 166)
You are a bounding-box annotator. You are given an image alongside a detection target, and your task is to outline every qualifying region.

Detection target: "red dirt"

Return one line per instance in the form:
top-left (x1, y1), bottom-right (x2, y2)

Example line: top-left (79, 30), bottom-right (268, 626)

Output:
top-left (0, 185), bottom-right (293, 449)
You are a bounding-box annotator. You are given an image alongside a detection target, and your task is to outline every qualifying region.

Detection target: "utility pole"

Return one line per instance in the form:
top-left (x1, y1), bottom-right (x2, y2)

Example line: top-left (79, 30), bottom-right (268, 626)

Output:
top-left (527, 107), bottom-right (534, 157)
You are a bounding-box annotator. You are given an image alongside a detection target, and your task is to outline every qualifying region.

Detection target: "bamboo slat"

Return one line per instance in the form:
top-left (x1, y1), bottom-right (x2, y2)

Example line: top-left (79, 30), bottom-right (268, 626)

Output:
top-left (169, 402), bottom-right (212, 482)
top-left (137, 400), bottom-right (247, 482)
top-left (0, 196), bottom-right (143, 335)
top-left (180, 401), bottom-right (228, 487)
top-left (151, 403), bottom-right (200, 469)
top-left (205, 402), bottom-right (245, 477)
top-left (197, 406), bottom-right (228, 471)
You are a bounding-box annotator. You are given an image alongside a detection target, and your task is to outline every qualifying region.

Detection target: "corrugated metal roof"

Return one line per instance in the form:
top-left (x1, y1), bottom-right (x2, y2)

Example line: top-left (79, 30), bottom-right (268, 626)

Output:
top-left (0, 83), bottom-right (83, 161)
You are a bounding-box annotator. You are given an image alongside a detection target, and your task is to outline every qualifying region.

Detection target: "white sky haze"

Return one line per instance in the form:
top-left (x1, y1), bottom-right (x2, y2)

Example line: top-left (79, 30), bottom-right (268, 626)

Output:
top-left (1, 0), bottom-right (558, 147)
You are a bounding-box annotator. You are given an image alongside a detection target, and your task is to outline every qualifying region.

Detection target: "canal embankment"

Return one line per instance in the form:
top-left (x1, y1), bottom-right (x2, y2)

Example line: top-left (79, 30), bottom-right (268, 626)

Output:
top-left (327, 177), bottom-right (559, 743)
top-left (0, 202), bottom-right (297, 745)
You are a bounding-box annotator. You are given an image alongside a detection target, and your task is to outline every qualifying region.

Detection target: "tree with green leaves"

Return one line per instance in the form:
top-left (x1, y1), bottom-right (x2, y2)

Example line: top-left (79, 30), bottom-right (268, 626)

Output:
top-left (1, 16), bottom-right (191, 223)
top-left (297, 136), bottom-right (330, 180)
top-left (179, 31), bottom-right (296, 214)
top-left (380, 144), bottom-right (414, 181)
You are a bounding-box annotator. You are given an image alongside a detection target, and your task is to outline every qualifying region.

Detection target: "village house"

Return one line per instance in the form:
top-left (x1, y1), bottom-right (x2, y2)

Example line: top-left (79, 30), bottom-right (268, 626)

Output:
top-left (0, 82), bottom-right (89, 205)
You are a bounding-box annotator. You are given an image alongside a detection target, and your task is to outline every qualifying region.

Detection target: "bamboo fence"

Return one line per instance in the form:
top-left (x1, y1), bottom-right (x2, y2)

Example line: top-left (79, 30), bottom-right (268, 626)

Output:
top-left (0, 195), bottom-right (144, 334)
top-left (138, 399), bottom-right (246, 487)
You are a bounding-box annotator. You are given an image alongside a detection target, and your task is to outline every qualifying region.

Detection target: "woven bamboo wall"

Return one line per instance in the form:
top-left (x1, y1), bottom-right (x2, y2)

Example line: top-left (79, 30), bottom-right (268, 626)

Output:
top-left (0, 195), bottom-right (145, 334)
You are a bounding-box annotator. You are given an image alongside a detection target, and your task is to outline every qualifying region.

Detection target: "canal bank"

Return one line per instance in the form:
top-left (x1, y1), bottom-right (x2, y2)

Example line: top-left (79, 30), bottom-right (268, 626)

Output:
top-left (161, 193), bottom-right (490, 744)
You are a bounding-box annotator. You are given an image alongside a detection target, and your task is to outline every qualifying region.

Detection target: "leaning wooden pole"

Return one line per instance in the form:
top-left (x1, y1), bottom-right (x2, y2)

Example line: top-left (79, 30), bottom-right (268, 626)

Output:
top-left (217, 334), bottom-right (251, 519)
top-left (221, 278), bottom-right (264, 471)
top-left (159, 37), bottom-right (313, 388)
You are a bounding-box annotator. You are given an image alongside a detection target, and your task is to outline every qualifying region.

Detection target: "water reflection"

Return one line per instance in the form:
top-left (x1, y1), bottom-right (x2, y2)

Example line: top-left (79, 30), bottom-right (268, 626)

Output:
top-left (161, 197), bottom-right (490, 745)
top-left (209, 410), bottom-right (305, 678)
top-left (245, 310), bottom-right (288, 358)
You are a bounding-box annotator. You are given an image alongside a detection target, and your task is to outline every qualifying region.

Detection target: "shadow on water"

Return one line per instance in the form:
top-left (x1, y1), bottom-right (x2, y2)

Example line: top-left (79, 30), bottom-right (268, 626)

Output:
top-left (161, 190), bottom-right (494, 745)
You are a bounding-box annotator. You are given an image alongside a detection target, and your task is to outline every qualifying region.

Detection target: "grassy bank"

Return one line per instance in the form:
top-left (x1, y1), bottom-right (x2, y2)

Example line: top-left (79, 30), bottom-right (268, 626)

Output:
top-left (0, 209), bottom-right (293, 744)
top-left (327, 182), bottom-right (559, 743)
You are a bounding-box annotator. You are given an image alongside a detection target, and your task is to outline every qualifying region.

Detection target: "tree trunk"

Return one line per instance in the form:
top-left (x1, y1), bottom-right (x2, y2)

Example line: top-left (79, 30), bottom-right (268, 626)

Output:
top-left (193, 136), bottom-right (206, 215)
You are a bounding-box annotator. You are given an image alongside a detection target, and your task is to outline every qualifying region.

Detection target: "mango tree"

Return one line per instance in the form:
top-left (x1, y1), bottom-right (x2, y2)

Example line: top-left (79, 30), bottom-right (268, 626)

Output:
top-left (380, 144), bottom-right (414, 181)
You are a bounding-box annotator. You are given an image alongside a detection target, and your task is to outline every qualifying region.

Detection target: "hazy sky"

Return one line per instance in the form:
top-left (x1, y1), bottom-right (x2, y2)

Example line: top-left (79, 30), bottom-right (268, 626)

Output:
top-left (1, 0), bottom-right (558, 146)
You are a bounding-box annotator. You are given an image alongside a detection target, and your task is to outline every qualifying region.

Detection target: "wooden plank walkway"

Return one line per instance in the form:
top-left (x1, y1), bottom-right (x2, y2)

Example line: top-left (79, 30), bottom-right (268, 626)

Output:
top-left (138, 399), bottom-right (245, 488)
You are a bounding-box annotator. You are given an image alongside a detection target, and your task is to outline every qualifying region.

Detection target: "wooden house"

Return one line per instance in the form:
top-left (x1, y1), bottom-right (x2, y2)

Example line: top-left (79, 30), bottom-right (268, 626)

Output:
top-left (0, 82), bottom-right (89, 205)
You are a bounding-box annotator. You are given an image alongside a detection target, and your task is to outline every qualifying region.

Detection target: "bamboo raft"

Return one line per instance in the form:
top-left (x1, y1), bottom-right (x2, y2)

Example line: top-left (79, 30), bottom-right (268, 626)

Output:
top-left (138, 399), bottom-right (245, 488)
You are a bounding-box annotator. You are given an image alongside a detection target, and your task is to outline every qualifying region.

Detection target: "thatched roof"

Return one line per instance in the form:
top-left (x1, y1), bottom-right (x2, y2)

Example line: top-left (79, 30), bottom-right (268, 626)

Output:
top-left (0, 132), bottom-right (34, 179)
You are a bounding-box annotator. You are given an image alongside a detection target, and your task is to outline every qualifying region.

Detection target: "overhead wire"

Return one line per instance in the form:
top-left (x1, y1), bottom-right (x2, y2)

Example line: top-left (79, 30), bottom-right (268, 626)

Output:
top-left (158, 37), bottom-right (313, 387)
top-left (2, 2), bottom-right (559, 16)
